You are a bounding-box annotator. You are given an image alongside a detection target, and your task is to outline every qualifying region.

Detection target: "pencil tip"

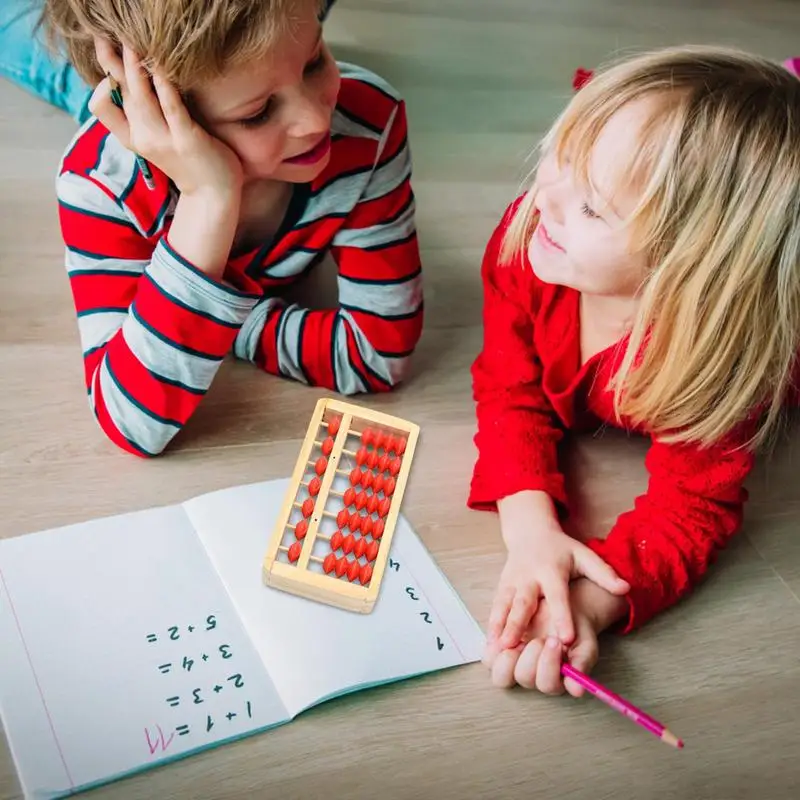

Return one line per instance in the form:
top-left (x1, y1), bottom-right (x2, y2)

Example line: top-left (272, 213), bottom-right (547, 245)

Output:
top-left (662, 730), bottom-right (684, 749)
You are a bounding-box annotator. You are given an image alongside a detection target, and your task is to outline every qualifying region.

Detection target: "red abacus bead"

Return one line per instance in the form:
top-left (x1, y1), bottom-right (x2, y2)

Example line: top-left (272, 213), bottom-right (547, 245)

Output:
top-left (322, 436), bottom-right (334, 456)
top-left (354, 537), bottom-right (367, 558)
top-left (373, 474), bottom-right (385, 494)
top-left (302, 498), bottom-right (315, 517)
top-left (342, 534), bottom-right (356, 554)
top-left (374, 431), bottom-right (385, 449)
top-left (315, 456), bottom-right (328, 475)
top-left (360, 470), bottom-right (373, 489)
top-left (330, 530), bottom-right (343, 551)
top-left (343, 487), bottom-right (356, 506)
top-left (373, 519), bottom-right (385, 539)
top-left (361, 515), bottom-right (374, 535)
top-left (349, 467), bottom-right (362, 486)
top-left (384, 435), bottom-right (396, 454)
top-left (367, 494), bottom-right (379, 514)
top-left (348, 513), bottom-right (361, 533)
top-left (294, 520), bottom-right (308, 539)
top-left (366, 540), bottom-right (379, 561)
top-left (378, 454), bottom-right (389, 472)
top-left (359, 564), bottom-right (373, 584)
top-left (356, 446), bottom-right (369, 465)
top-left (396, 438), bottom-right (407, 455)
top-left (347, 559), bottom-right (361, 582)
top-left (323, 553), bottom-right (337, 573)
top-left (308, 476), bottom-right (321, 496)
top-left (384, 477), bottom-right (396, 496)
top-left (288, 541), bottom-right (302, 562)
top-left (355, 491), bottom-right (368, 510)
top-left (336, 508), bottom-right (349, 528)
top-left (361, 428), bottom-right (374, 446)
top-left (328, 416), bottom-right (341, 435)
top-left (390, 457), bottom-right (402, 476)
top-left (379, 497), bottom-right (391, 517)
top-left (367, 450), bottom-right (378, 469)
top-left (335, 557), bottom-right (348, 577)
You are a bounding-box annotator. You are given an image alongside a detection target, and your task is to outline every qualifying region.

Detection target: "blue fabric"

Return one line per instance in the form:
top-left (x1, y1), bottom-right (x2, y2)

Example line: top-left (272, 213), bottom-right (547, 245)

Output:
top-left (0, 1), bottom-right (92, 122)
top-left (0, 0), bottom-right (336, 123)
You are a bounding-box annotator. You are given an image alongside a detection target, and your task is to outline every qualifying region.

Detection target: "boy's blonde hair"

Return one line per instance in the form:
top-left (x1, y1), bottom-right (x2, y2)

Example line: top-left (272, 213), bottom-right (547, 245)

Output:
top-left (502, 45), bottom-right (800, 450)
top-left (37, 0), bottom-right (325, 91)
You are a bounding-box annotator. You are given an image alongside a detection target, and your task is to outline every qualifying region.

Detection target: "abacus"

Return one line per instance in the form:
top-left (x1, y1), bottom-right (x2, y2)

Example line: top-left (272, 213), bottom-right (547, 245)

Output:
top-left (262, 398), bottom-right (419, 613)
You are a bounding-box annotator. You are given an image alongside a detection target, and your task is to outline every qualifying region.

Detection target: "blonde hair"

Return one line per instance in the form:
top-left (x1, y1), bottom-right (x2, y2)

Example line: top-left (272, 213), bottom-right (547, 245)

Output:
top-left (36, 0), bottom-right (325, 91)
top-left (502, 45), bottom-right (800, 450)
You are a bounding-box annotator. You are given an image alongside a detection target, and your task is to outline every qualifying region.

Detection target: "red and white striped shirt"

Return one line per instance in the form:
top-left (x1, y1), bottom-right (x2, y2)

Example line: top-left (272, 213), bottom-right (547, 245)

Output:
top-left (55, 62), bottom-right (424, 457)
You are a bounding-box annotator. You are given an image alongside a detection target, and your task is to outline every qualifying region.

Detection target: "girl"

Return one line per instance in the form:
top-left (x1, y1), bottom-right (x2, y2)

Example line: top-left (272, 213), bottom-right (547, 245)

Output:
top-left (469, 45), bottom-right (800, 696)
top-left (15, 0), bottom-right (421, 458)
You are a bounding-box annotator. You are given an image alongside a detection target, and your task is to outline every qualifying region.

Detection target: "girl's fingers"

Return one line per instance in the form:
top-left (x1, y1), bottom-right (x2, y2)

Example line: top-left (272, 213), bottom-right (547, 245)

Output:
top-left (500, 585), bottom-right (538, 649)
top-left (512, 637), bottom-right (544, 689)
top-left (574, 544), bottom-right (630, 595)
top-left (540, 572), bottom-right (575, 646)
top-left (563, 631), bottom-right (599, 698)
top-left (535, 636), bottom-right (566, 695)
top-left (487, 585), bottom-right (515, 643)
top-left (491, 644), bottom-right (524, 688)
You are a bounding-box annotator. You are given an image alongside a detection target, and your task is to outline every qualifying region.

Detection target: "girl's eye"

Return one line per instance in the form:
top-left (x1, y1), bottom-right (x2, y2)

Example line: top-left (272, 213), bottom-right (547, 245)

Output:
top-left (581, 202), bottom-right (600, 219)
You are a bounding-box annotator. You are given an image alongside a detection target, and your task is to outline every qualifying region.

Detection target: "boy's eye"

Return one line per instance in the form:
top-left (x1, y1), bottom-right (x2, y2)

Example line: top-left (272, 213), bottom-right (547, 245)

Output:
top-left (237, 48), bottom-right (326, 129)
top-left (239, 99), bottom-right (274, 128)
top-left (305, 49), bottom-right (326, 74)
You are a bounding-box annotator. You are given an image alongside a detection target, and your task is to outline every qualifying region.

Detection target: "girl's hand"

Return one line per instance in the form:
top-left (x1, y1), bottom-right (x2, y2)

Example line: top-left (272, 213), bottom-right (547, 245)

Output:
top-left (486, 519), bottom-right (629, 653)
top-left (485, 578), bottom-right (627, 696)
top-left (89, 39), bottom-right (244, 199)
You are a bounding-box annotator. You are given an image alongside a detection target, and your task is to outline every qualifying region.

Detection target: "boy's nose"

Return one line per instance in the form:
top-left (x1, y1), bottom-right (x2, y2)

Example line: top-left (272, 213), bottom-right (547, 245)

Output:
top-left (288, 91), bottom-right (331, 139)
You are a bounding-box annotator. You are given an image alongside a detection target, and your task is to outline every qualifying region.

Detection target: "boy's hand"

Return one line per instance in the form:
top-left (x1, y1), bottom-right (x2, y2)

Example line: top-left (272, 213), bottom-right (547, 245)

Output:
top-left (90, 39), bottom-right (243, 199)
top-left (484, 578), bottom-right (628, 696)
top-left (487, 524), bottom-right (629, 653)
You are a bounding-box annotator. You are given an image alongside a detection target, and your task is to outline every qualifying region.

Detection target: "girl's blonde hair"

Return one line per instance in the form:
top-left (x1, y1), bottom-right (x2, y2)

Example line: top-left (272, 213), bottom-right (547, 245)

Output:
top-left (36, 0), bottom-right (325, 91)
top-left (502, 45), bottom-right (800, 450)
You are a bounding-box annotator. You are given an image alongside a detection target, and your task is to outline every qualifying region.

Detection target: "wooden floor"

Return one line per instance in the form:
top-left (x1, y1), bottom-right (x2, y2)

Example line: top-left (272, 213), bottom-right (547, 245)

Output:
top-left (2, 1), bottom-right (800, 798)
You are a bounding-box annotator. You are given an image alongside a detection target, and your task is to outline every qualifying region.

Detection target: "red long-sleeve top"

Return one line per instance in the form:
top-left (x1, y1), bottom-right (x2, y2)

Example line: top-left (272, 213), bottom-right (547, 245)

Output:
top-left (467, 198), bottom-right (765, 633)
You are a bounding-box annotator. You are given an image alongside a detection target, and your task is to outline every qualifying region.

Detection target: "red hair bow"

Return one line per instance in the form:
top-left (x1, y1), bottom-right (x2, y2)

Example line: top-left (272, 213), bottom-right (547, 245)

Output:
top-left (572, 67), bottom-right (594, 90)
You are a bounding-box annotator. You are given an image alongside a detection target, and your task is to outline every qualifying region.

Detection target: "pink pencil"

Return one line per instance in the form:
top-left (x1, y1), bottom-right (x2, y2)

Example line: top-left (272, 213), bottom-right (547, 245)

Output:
top-left (561, 663), bottom-right (684, 749)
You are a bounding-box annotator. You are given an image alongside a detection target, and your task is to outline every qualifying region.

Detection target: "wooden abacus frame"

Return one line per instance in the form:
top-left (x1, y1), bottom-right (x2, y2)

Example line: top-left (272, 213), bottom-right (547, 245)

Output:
top-left (262, 397), bottom-right (420, 613)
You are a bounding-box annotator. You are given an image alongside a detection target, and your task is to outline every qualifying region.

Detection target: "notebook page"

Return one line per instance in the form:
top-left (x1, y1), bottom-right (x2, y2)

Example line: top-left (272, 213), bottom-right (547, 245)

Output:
top-left (0, 504), bottom-right (288, 800)
top-left (183, 479), bottom-right (485, 718)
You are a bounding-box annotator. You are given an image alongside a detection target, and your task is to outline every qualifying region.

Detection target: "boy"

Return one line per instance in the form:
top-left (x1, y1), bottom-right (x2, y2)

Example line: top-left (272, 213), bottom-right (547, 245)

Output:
top-left (29, 0), bottom-right (422, 457)
top-left (1, 0), bottom-right (337, 122)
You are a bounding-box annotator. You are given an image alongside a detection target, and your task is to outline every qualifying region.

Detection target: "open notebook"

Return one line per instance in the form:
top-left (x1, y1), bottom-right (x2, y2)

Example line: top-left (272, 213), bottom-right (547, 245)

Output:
top-left (0, 478), bottom-right (485, 800)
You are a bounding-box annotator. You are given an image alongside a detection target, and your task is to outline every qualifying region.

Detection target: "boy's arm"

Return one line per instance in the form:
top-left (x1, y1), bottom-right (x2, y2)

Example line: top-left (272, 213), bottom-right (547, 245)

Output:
top-left (233, 101), bottom-right (423, 393)
top-left (585, 428), bottom-right (756, 632)
top-left (467, 201), bottom-right (567, 512)
top-left (58, 170), bottom-right (260, 456)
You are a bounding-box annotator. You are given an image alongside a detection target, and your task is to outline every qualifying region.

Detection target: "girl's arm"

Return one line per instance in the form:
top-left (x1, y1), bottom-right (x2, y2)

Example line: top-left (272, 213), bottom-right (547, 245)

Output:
top-left (467, 199), bottom-right (567, 513)
top-left (233, 100), bottom-right (423, 394)
top-left (584, 427), bottom-right (756, 632)
top-left (58, 167), bottom-right (260, 457)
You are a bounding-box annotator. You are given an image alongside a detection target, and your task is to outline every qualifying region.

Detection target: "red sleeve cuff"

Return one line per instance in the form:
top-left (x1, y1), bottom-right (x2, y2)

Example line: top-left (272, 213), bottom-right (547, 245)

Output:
top-left (467, 459), bottom-right (567, 513)
top-left (585, 537), bottom-right (661, 634)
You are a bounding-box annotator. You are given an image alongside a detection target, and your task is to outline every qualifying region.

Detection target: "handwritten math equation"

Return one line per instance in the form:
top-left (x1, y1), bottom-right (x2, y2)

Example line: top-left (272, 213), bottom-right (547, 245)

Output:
top-left (387, 558), bottom-right (447, 652)
top-left (143, 613), bottom-right (254, 755)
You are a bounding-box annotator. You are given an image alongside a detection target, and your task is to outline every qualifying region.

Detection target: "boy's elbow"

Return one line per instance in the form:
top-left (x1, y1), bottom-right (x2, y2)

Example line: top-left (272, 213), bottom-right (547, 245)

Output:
top-left (356, 349), bottom-right (418, 395)
top-left (89, 403), bottom-right (176, 459)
